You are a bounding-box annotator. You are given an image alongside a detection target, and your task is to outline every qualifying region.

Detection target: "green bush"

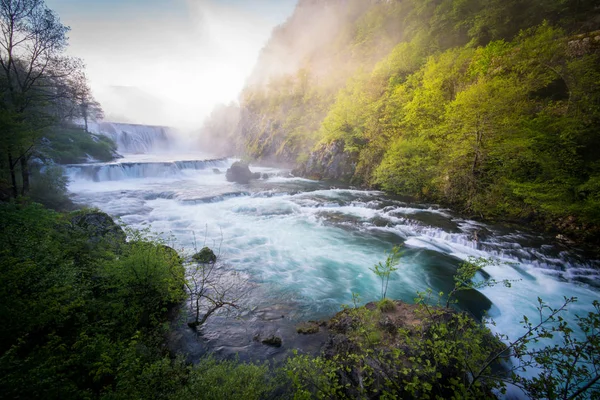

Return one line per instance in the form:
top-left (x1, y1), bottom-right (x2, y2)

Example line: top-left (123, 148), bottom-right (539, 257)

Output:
top-left (377, 297), bottom-right (396, 312)
top-left (43, 127), bottom-right (117, 164)
top-left (28, 166), bottom-right (73, 210)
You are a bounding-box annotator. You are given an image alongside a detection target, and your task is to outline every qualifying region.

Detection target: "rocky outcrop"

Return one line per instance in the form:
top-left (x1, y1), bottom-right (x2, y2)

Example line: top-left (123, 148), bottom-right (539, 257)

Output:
top-left (294, 140), bottom-right (357, 181)
top-left (70, 210), bottom-right (126, 244)
top-left (191, 247), bottom-right (217, 264)
top-left (296, 321), bottom-right (321, 334)
top-left (567, 30), bottom-right (600, 57)
top-left (225, 161), bottom-right (260, 184)
top-left (320, 300), bottom-right (505, 399)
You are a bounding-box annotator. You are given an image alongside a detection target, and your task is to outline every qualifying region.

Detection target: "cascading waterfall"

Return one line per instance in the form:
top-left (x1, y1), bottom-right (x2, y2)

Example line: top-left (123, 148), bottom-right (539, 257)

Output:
top-left (87, 121), bottom-right (173, 154)
top-left (65, 158), bottom-right (229, 182)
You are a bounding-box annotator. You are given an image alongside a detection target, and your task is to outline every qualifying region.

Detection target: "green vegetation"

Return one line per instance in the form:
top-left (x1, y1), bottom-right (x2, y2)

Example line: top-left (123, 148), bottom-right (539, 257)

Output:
top-left (43, 126), bottom-right (117, 164)
top-left (283, 257), bottom-right (600, 399)
top-left (1, 201), bottom-right (598, 399)
top-left (206, 0), bottom-right (600, 242)
top-left (0, 0), bottom-right (105, 201)
top-left (370, 245), bottom-right (402, 300)
top-left (0, 202), bottom-right (274, 399)
top-left (0, 202), bottom-right (185, 398)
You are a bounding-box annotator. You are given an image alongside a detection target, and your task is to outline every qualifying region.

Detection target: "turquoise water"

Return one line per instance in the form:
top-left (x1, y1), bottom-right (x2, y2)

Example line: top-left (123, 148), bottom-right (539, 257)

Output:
top-left (67, 154), bottom-right (600, 368)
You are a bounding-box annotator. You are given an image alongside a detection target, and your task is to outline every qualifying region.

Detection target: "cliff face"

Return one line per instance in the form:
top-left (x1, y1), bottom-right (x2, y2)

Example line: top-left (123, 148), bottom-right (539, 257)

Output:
top-left (232, 0), bottom-right (409, 165)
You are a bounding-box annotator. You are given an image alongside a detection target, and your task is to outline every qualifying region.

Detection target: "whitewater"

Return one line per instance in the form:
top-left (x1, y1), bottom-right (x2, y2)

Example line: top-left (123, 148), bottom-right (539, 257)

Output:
top-left (67, 124), bottom-right (599, 369)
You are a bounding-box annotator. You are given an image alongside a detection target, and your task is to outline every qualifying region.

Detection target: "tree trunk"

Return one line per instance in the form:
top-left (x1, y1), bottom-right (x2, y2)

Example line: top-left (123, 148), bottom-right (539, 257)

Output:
top-left (20, 152), bottom-right (29, 196)
top-left (198, 306), bottom-right (218, 326)
top-left (84, 114), bottom-right (88, 133)
top-left (7, 152), bottom-right (18, 198)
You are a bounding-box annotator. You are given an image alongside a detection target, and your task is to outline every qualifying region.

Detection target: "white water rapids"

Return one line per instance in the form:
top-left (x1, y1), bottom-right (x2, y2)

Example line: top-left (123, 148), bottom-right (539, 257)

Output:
top-left (66, 135), bottom-right (599, 388)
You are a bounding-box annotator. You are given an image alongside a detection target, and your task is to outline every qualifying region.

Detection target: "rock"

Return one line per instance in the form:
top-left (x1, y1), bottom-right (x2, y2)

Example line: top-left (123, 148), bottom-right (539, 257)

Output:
top-left (294, 140), bottom-right (357, 181)
top-left (225, 161), bottom-right (258, 184)
top-left (261, 335), bottom-right (282, 347)
top-left (252, 172), bottom-right (261, 179)
top-left (296, 322), bottom-right (320, 334)
top-left (212, 168), bottom-right (222, 174)
top-left (70, 210), bottom-right (126, 244)
top-left (192, 247), bottom-right (217, 264)
top-left (160, 244), bottom-right (183, 264)
top-left (378, 316), bottom-right (397, 334)
top-left (262, 173), bottom-right (269, 180)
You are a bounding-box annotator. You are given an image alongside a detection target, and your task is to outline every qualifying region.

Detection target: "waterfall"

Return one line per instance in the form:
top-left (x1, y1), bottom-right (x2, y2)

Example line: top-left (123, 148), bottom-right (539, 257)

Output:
top-left (66, 158), bottom-right (229, 182)
top-left (87, 121), bottom-right (173, 154)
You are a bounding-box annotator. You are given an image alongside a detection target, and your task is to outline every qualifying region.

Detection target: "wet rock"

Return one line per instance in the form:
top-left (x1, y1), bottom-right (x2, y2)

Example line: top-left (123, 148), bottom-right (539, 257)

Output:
top-left (225, 161), bottom-right (258, 184)
top-left (261, 335), bottom-right (282, 347)
top-left (296, 322), bottom-right (320, 334)
top-left (470, 227), bottom-right (492, 243)
top-left (212, 168), bottom-right (222, 174)
top-left (252, 172), bottom-right (261, 179)
top-left (192, 247), bottom-right (217, 264)
top-left (262, 173), bottom-right (269, 180)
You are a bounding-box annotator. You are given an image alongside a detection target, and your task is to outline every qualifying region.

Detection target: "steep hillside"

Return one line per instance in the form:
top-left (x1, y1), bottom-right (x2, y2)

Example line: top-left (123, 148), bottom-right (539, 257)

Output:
top-left (202, 0), bottom-right (600, 242)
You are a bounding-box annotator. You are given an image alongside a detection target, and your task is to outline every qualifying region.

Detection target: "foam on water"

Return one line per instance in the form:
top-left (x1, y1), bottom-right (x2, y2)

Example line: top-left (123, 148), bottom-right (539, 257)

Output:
top-left (67, 154), bottom-right (600, 370)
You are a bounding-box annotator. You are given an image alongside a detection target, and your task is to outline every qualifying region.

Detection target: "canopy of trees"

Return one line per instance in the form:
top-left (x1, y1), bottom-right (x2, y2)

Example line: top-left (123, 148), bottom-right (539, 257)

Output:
top-left (0, 0), bottom-right (102, 201)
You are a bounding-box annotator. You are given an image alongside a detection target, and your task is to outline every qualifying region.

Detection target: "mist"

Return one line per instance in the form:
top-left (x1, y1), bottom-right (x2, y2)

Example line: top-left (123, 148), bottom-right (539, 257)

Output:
top-left (46, 0), bottom-right (297, 131)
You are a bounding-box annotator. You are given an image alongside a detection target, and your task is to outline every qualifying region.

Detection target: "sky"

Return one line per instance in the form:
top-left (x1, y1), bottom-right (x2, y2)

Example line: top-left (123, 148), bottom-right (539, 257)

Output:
top-left (45, 0), bottom-right (297, 130)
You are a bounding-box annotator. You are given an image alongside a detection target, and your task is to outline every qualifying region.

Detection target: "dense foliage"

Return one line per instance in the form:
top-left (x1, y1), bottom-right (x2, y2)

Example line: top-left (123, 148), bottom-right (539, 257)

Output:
top-left (0, 203), bottom-right (185, 397)
top-left (203, 0), bottom-right (600, 241)
top-left (42, 126), bottom-right (117, 165)
top-left (2, 203), bottom-right (598, 399)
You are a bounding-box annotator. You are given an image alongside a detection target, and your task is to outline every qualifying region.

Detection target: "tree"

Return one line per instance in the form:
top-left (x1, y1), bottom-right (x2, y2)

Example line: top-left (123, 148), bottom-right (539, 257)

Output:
top-left (0, 0), bottom-right (83, 197)
top-left (72, 74), bottom-right (103, 132)
top-left (370, 245), bottom-right (402, 300)
top-left (185, 244), bottom-right (250, 329)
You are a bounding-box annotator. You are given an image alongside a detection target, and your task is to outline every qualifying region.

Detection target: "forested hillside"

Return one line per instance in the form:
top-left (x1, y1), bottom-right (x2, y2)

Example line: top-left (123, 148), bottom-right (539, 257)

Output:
top-left (203, 0), bottom-right (600, 242)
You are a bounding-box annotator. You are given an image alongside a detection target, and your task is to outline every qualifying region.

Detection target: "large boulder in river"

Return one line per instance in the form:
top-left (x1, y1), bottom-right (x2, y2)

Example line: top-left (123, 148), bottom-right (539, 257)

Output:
top-left (192, 247), bottom-right (217, 264)
top-left (225, 161), bottom-right (257, 184)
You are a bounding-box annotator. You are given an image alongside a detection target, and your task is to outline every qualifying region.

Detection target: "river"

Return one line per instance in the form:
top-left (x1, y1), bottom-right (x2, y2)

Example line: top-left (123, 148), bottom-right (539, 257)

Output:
top-left (66, 126), bottom-right (599, 368)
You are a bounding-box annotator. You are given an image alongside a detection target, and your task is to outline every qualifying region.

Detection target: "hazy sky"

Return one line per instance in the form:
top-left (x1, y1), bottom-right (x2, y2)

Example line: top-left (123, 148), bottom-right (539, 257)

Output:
top-left (45, 0), bottom-right (297, 129)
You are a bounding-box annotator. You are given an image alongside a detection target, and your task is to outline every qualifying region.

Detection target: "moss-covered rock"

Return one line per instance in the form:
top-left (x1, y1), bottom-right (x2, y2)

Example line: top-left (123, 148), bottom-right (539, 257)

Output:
top-left (70, 209), bottom-right (126, 244)
top-left (320, 300), bottom-right (506, 399)
top-left (192, 247), bottom-right (217, 264)
top-left (296, 322), bottom-right (320, 334)
top-left (261, 335), bottom-right (282, 347)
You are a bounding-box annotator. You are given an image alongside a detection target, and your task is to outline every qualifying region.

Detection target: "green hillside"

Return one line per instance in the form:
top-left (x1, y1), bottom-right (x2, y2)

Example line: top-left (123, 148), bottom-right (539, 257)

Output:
top-left (204, 0), bottom-right (600, 242)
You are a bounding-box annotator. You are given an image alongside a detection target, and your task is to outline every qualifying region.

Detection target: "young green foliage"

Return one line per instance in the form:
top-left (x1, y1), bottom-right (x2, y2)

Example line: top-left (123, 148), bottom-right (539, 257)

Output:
top-left (370, 245), bottom-right (403, 300)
